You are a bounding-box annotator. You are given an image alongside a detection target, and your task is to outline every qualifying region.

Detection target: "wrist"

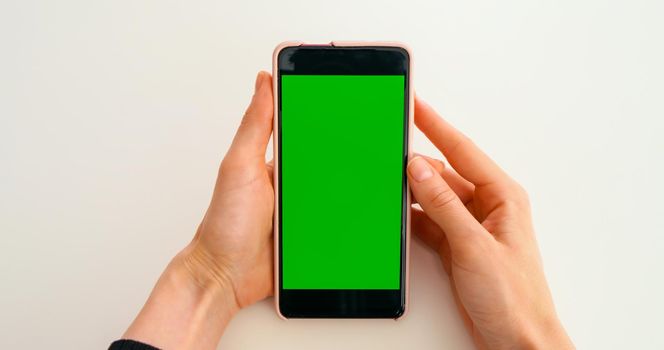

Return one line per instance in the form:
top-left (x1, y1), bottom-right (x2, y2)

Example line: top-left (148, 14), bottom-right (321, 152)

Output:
top-left (511, 314), bottom-right (574, 350)
top-left (123, 243), bottom-right (239, 349)
top-left (176, 242), bottom-right (241, 316)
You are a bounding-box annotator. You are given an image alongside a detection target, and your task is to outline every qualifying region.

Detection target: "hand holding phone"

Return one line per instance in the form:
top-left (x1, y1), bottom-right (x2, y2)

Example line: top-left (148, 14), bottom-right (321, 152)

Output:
top-left (121, 72), bottom-right (277, 349)
top-left (407, 99), bottom-right (575, 349)
top-left (119, 46), bottom-right (573, 350)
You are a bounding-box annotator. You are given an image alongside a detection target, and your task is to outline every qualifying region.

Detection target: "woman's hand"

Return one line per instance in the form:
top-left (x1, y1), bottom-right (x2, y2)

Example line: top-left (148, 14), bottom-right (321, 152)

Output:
top-left (122, 71), bottom-right (275, 350)
top-left (409, 97), bottom-right (574, 349)
top-left (184, 70), bottom-right (275, 309)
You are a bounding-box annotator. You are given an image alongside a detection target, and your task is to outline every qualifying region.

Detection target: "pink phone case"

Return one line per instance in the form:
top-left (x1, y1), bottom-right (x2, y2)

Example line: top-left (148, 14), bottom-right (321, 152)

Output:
top-left (272, 41), bottom-right (414, 320)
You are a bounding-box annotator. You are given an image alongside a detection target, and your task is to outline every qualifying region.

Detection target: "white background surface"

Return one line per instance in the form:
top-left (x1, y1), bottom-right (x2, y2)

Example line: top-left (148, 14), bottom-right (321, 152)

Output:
top-left (1, 0), bottom-right (663, 349)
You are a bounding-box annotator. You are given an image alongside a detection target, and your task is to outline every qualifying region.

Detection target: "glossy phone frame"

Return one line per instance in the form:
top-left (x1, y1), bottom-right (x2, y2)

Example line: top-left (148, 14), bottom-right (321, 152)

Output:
top-left (273, 41), bottom-right (413, 319)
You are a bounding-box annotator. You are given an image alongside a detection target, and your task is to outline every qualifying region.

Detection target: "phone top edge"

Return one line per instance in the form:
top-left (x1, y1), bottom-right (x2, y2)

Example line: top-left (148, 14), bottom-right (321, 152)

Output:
top-left (273, 40), bottom-right (412, 56)
top-left (273, 40), bottom-right (410, 47)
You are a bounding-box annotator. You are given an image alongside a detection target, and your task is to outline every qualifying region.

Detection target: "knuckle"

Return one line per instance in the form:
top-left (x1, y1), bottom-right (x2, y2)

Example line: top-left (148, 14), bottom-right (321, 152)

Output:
top-left (442, 134), bottom-right (469, 156)
top-left (219, 154), bottom-right (241, 176)
top-left (428, 186), bottom-right (458, 210)
top-left (500, 199), bottom-right (523, 215)
top-left (240, 110), bottom-right (255, 126)
top-left (495, 180), bottom-right (531, 213)
top-left (510, 181), bottom-right (531, 207)
top-left (218, 157), bottom-right (232, 177)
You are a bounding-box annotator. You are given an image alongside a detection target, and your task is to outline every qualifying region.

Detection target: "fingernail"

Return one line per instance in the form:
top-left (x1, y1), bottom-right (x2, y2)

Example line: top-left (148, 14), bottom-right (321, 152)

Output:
top-left (254, 71), bottom-right (265, 92)
top-left (408, 157), bottom-right (434, 182)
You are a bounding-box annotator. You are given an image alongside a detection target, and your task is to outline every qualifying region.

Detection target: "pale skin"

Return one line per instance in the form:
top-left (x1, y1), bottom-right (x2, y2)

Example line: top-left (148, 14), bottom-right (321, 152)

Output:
top-left (122, 71), bottom-right (575, 349)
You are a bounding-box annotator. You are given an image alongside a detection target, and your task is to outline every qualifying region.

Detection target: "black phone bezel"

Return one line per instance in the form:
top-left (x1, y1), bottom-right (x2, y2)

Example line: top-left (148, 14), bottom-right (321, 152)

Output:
top-left (277, 45), bottom-right (410, 318)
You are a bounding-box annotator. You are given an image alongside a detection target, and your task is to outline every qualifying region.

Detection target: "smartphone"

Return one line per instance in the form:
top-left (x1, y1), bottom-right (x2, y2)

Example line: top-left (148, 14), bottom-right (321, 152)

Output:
top-left (273, 41), bottom-right (412, 319)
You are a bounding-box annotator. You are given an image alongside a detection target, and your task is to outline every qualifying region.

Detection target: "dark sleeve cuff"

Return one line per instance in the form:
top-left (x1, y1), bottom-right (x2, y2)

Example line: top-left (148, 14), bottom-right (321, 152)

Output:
top-left (109, 339), bottom-right (160, 350)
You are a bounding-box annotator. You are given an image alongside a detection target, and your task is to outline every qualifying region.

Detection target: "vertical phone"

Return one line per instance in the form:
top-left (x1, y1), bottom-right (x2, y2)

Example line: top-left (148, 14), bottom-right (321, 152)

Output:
top-left (273, 41), bottom-right (412, 319)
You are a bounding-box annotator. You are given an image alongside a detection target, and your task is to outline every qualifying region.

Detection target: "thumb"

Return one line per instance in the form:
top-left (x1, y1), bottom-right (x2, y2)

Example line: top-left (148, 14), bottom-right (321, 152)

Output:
top-left (227, 71), bottom-right (273, 160)
top-left (407, 156), bottom-right (487, 248)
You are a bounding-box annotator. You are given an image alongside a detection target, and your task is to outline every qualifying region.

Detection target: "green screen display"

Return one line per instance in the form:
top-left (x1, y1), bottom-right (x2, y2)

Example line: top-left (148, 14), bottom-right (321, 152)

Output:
top-left (281, 74), bottom-right (406, 290)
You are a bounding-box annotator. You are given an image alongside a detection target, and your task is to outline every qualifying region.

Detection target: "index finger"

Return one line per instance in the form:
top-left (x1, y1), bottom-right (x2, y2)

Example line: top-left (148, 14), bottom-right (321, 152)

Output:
top-left (414, 96), bottom-right (507, 187)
